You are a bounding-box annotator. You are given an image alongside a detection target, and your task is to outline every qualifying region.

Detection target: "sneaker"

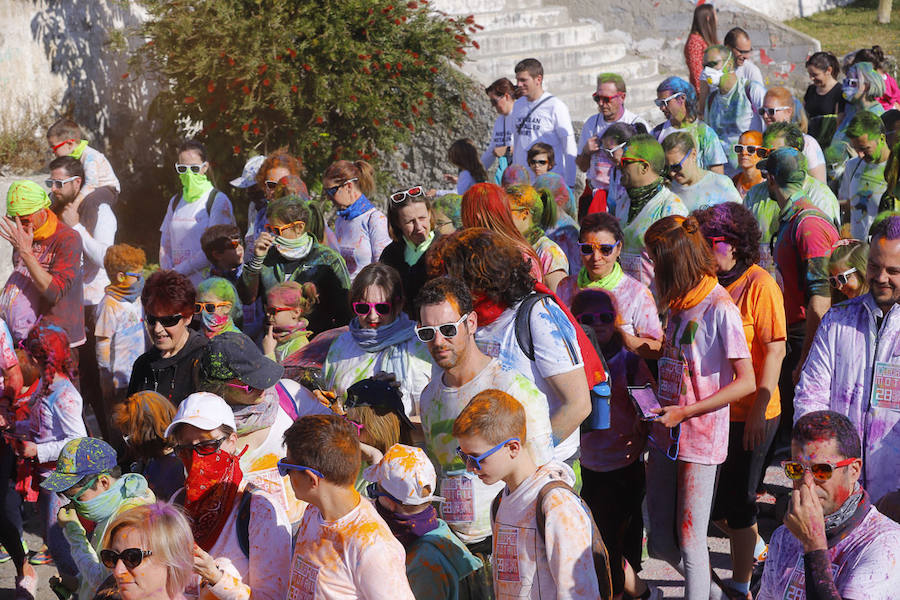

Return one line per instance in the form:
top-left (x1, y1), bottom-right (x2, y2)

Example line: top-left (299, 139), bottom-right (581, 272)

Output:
top-left (15, 573), bottom-right (37, 600)
top-left (0, 539), bottom-right (29, 563)
top-left (754, 542), bottom-right (768, 564)
top-left (28, 547), bottom-right (54, 566)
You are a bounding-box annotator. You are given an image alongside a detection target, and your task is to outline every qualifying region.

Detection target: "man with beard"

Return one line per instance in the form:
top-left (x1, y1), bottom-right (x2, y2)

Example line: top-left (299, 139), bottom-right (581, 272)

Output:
top-left (415, 276), bottom-right (554, 600)
top-left (48, 155), bottom-right (117, 422)
top-left (795, 216), bottom-right (900, 503)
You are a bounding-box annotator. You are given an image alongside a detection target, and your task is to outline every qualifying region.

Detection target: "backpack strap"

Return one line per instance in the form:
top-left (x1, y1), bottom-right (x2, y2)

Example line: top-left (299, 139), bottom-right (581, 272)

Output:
top-left (205, 188), bottom-right (219, 219)
top-left (235, 484), bottom-right (259, 559)
top-left (515, 95), bottom-right (554, 135)
top-left (513, 293), bottom-right (548, 361)
top-left (490, 491), bottom-right (502, 528)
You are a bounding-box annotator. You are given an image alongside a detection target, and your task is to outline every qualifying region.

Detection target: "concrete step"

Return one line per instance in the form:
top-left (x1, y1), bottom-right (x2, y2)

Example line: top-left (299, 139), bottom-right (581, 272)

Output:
top-left (534, 55), bottom-right (658, 94)
top-left (431, 0), bottom-right (544, 13)
top-left (554, 74), bottom-right (664, 124)
top-left (471, 22), bottom-right (610, 57)
top-left (469, 5), bottom-right (569, 29)
top-left (466, 41), bottom-right (629, 81)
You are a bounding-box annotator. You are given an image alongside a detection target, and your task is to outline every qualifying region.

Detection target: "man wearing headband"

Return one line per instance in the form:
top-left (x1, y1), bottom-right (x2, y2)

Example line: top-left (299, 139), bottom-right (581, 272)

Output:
top-left (795, 216), bottom-right (900, 503)
top-left (0, 180), bottom-right (84, 345)
top-left (760, 148), bottom-right (838, 447)
top-left (757, 411), bottom-right (900, 600)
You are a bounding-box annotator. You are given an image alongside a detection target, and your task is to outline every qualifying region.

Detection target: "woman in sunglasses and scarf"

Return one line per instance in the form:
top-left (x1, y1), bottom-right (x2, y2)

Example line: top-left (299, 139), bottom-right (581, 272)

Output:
top-left (166, 392), bottom-right (292, 600)
top-left (160, 139), bottom-right (236, 287)
top-left (322, 160), bottom-right (391, 280)
top-left (238, 195), bottom-right (351, 336)
top-left (323, 263), bottom-right (433, 419)
top-left (557, 212), bottom-right (663, 360)
top-left (379, 186), bottom-right (436, 317)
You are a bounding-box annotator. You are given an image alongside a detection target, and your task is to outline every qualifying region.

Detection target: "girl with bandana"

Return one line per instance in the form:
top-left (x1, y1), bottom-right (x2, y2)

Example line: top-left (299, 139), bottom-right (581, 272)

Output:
top-left (261, 281), bottom-right (317, 363)
top-left (195, 278), bottom-right (242, 339)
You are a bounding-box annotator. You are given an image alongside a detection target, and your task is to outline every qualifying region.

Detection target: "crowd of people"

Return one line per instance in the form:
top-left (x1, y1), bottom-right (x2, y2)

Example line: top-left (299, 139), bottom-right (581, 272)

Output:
top-left (0, 6), bottom-right (899, 599)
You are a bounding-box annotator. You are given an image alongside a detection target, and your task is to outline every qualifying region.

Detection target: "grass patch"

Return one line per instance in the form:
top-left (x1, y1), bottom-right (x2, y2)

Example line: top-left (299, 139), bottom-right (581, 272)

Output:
top-left (786, 0), bottom-right (900, 70)
top-left (0, 102), bottom-right (55, 175)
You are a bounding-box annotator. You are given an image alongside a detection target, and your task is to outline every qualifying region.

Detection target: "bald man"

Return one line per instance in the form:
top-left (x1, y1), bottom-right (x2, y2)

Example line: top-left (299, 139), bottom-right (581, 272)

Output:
top-left (760, 86), bottom-right (827, 182)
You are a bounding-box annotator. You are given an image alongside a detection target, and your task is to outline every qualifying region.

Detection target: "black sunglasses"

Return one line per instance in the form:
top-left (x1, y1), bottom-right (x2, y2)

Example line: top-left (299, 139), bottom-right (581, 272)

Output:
top-left (145, 313), bottom-right (184, 327)
top-left (577, 312), bottom-right (614, 325)
top-left (352, 301), bottom-right (392, 316)
top-left (100, 548), bottom-right (153, 569)
top-left (528, 159), bottom-right (549, 166)
top-left (172, 436), bottom-right (228, 457)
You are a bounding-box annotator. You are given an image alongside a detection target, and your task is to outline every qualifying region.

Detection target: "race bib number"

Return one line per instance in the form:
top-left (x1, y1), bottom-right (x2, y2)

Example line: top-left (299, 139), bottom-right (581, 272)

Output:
top-left (494, 526), bottom-right (520, 582)
top-left (657, 355), bottom-right (686, 406)
top-left (621, 252), bottom-right (642, 281)
top-left (782, 555), bottom-right (839, 600)
top-left (245, 468), bottom-right (290, 513)
top-left (871, 361), bottom-right (900, 411)
top-left (440, 476), bottom-right (475, 523)
top-left (287, 558), bottom-right (319, 600)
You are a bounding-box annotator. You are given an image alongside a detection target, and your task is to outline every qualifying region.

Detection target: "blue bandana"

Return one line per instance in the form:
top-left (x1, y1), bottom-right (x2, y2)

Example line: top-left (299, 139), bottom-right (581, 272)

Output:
top-left (337, 194), bottom-right (375, 220)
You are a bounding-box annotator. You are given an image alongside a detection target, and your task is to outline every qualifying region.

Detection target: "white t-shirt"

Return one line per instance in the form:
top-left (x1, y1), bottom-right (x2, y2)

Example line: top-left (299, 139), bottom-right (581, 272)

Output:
top-left (802, 133), bottom-right (826, 173)
top-left (482, 113), bottom-right (516, 170)
top-left (511, 93), bottom-right (578, 187)
top-left (288, 497), bottom-right (415, 600)
top-left (492, 462), bottom-right (599, 599)
top-left (73, 203), bottom-right (116, 305)
top-left (159, 190), bottom-right (235, 286)
top-left (735, 60), bottom-right (763, 84)
top-left (474, 297), bottom-right (584, 461)
top-left (578, 108), bottom-right (650, 190)
top-left (194, 485), bottom-right (293, 600)
top-left (757, 506), bottom-right (900, 600)
top-left (94, 294), bottom-right (145, 390)
top-left (839, 156), bottom-right (888, 240)
top-left (669, 170), bottom-right (743, 212)
top-left (419, 358), bottom-right (555, 543)
top-left (334, 207), bottom-right (391, 281)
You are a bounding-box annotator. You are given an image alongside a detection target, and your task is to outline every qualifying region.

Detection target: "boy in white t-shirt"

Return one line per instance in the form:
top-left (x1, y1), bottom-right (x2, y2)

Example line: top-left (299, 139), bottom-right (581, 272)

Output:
top-left (454, 390), bottom-right (600, 600)
top-left (282, 414), bottom-right (416, 600)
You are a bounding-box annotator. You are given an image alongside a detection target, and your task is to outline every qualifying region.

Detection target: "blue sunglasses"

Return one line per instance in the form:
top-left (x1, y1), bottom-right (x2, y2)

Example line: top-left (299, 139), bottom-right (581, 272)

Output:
top-left (456, 437), bottom-right (519, 470)
top-left (277, 458), bottom-right (325, 479)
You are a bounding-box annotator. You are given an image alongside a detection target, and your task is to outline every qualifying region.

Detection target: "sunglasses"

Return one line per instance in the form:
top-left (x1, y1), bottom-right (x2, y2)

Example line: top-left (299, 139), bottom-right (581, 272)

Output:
top-left (602, 141), bottom-right (627, 158)
top-left (50, 138), bottom-right (77, 152)
top-left (225, 381), bottom-right (255, 393)
top-left (829, 267), bottom-right (857, 288)
top-left (734, 47), bottom-right (752, 55)
top-left (194, 301), bottom-right (232, 314)
top-left (390, 186), bottom-right (424, 203)
top-left (592, 92), bottom-right (622, 104)
top-left (264, 220), bottom-right (305, 236)
top-left (620, 156), bottom-right (650, 167)
top-left (702, 59), bottom-right (722, 68)
top-left (648, 424), bottom-right (680, 461)
top-left (366, 482), bottom-right (401, 502)
top-left (343, 416), bottom-right (365, 437)
top-left (173, 436), bottom-right (227, 457)
top-left (266, 306), bottom-right (294, 317)
top-left (264, 180), bottom-right (281, 190)
top-left (174, 162), bottom-right (206, 174)
top-left (99, 548), bottom-right (153, 570)
top-left (325, 177), bottom-right (358, 197)
top-left (415, 312), bottom-right (469, 342)
top-left (528, 159), bottom-right (549, 166)
top-left (576, 312), bottom-right (614, 325)
top-left (45, 176), bottom-right (79, 189)
top-left (64, 474), bottom-right (100, 501)
top-left (221, 238), bottom-right (241, 249)
top-left (757, 106), bottom-right (792, 117)
top-left (277, 458), bottom-right (325, 479)
top-left (579, 240), bottom-right (620, 256)
top-left (733, 144), bottom-right (770, 158)
top-left (707, 235), bottom-right (727, 245)
top-left (352, 301), bottom-right (392, 317)
top-left (666, 151), bottom-right (691, 176)
top-left (843, 78), bottom-right (859, 87)
top-left (145, 313), bottom-right (184, 327)
top-left (781, 458), bottom-right (856, 482)
top-left (456, 437), bottom-right (519, 470)
top-left (654, 92), bottom-right (685, 108)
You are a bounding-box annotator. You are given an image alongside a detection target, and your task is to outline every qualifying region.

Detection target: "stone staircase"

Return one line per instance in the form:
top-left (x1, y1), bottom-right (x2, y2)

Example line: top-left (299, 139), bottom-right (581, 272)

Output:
top-left (432, 0), bottom-right (665, 126)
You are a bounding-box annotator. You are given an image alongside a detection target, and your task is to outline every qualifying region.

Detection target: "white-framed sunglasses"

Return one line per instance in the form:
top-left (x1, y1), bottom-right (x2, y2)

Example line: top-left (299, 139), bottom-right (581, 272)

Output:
top-left (654, 92), bottom-right (685, 108)
top-left (829, 267), bottom-right (857, 288)
top-left (602, 141), bottom-right (627, 157)
top-left (415, 312), bottom-right (469, 342)
top-left (174, 162), bottom-right (207, 174)
top-left (390, 186), bottom-right (424, 204)
top-left (45, 176), bottom-right (79, 189)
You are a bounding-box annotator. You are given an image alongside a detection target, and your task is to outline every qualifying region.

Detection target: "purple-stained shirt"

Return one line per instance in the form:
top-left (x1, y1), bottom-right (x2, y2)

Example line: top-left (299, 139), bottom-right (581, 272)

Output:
top-left (795, 294), bottom-right (900, 502)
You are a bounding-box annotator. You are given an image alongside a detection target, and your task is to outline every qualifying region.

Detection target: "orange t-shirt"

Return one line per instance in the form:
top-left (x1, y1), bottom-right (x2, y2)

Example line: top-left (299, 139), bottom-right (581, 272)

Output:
top-left (725, 264), bottom-right (786, 421)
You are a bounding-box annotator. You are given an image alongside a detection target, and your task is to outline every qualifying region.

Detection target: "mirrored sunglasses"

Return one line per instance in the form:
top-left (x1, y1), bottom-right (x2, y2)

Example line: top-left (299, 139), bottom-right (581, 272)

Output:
top-left (455, 437), bottom-right (519, 470)
top-left (265, 220), bottom-right (305, 236)
top-left (579, 241), bottom-right (619, 256)
top-left (781, 458), bottom-right (856, 482)
top-left (194, 301), bottom-right (232, 314)
top-left (390, 186), bottom-right (424, 203)
top-left (592, 92), bottom-right (622, 104)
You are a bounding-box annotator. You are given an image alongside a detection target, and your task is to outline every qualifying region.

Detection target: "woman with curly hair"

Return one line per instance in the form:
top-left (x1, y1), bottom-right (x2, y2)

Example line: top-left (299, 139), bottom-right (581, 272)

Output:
top-left (643, 215), bottom-right (754, 600)
top-left (16, 324), bottom-right (85, 577)
top-left (426, 228), bottom-right (591, 464)
top-left (694, 203), bottom-right (786, 598)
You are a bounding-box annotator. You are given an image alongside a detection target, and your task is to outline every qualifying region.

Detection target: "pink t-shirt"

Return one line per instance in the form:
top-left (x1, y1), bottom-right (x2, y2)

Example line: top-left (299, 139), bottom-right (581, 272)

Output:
top-left (757, 506), bottom-right (900, 600)
top-left (558, 272), bottom-right (663, 341)
top-left (653, 284), bottom-right (750, 465)
top-left (288, 496), bottom-right (415, 600)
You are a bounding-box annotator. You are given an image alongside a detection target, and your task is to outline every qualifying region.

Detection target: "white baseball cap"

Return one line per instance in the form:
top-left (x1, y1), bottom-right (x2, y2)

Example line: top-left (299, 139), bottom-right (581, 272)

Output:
top-left (164, 392), bottom-right (236, 438)
top-left (229, 155), bottom-right (266, 188)
top-left (363, 444), bottom-right (445, 505)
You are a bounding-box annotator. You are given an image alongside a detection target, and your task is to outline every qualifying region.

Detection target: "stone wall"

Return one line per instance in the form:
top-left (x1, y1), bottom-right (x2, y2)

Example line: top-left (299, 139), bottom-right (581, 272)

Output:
top-left (559, 0), bottom-right (821, 98)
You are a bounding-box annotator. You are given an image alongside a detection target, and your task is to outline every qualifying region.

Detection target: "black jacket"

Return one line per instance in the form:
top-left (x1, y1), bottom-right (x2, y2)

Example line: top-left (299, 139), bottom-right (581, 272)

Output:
top-left (380, 240), bottom-right (428, 318)
top-left (127, 329), bottom-right (208, 406)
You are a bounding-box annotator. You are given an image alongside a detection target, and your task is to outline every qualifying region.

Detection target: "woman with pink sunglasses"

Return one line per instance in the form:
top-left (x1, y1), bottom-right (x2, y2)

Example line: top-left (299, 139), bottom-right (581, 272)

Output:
top-left (323, 263), bottom-right (433, 419)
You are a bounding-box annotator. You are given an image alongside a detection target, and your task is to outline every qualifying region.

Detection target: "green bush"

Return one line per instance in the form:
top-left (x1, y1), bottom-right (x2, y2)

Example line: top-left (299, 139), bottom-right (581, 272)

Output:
top-left (133, 0), bottom-right (478, 180)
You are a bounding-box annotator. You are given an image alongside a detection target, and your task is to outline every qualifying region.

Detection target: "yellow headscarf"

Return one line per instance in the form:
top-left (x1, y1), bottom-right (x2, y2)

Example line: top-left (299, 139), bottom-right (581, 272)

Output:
top-left (6, 180), bottom-right (51, 218)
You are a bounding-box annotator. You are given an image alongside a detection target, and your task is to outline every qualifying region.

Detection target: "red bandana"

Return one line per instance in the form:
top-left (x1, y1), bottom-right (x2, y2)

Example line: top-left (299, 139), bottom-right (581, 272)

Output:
top-left (183, 448), bottom-right (245, 551)
top-left (472, 295), bottom-right (507, 326)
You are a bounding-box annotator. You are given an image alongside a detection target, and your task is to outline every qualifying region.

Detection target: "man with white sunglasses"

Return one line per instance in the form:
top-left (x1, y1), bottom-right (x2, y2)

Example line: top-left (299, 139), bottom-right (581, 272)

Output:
top-left (415, 277), bottom-right (554, 596)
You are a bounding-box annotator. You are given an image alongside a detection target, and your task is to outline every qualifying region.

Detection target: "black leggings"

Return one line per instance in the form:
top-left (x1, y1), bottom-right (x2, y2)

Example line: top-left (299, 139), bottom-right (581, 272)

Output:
top-left (581, 460), bottom-right (646, 596)
top-left (0, 440), bottom-right (24, 571)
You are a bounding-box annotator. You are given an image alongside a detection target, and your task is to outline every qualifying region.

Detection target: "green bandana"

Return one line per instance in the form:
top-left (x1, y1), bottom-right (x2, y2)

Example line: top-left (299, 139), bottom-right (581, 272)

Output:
top-left (626, 177), bottom-right (664, 222)
top-left (577, 261), bottom-right (624, 291)
top-left (179, 171), bottom-right (214, 203)
top-left (523, 225), bottom-right (544, 247)
top-left (70, 140), bottom-right (89, 160)
top-left (403, 230), bottom-right (435, 266)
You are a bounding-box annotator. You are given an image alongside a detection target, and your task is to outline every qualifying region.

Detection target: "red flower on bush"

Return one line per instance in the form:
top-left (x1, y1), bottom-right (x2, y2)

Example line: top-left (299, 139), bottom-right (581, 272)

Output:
top-left (373, 118), bottom-right (380, 126)
top-left (242, 85), bottom-right (251, 95)
top-left (121, 72), bottom-right (130, 79)
top-left (302, 64), bottom-right (312, 71)
top-left (472, 40), bottom-right (480, 49)
top-left (242, 123), bottom-right (249, 131)
top-left (184, 96), bottom-right (196, 104)
top-left (315, 116), bottom-right (324, 124)
top-left (292, 85), bottom-right (298, 93)
top-left (263, 78), bottom-right (271, 86)
top-left (253, 127), bottom-right (260, 135)
top-left (233, 146), bottom-right (241, 154)
top-left (461, 101), bottom-right (468, 110)
top-left (430, 67), bottom-right (438, 73)
top-left (350, 94), bottom-right (358, 101)
top-left (382, 4), bottom-right (394, 13)
top-left (258, 64), bottom-right (268, 75)
top-left (427, 117), bottom-right (434, 125)
top-left (207, 81), bottom-right (215, 93)
top-left (393, 119), bottom-right (402, 128)
top-left (396, 63), bottom-right (403, 70)
top-left (424, 91), bottom-right (433, 98)
top-left (288, 48), bottom-right (297, 58)
top-left (401, 162), bottom-right (409, 169)
top-left (407, 1), bottom-right (417, 7)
